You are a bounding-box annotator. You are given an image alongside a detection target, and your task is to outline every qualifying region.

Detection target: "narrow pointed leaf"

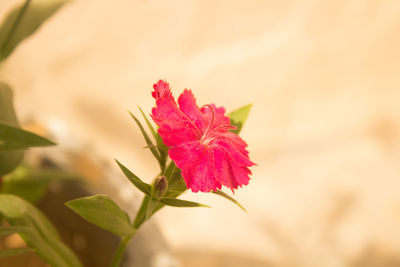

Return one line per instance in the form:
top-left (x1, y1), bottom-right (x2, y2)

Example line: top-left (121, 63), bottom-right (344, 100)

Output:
top-left (128, 111), bottom-right (160, 161)
top-left (159, 198), bottom-right (210, 208)
top-left (137, 106), bottom-right (157, 141)
top-left (0, 0), bottom-right (69, 62)
top-left (65, 194), bottom-right (135, 237)
top-left (0, 123), bottom-right (55, 150)
top-left (0, 194), bottom-right (82, 267)
top-left (138, 106), bottom-right (168, 166)
top-left (0, 248), bottom-right (34, 258)
top-left (228, 104), bottom-right (252, 134)
top-left (115, 159), bottom-right (151, 196)
top-left (212, 190), bottom-right (247, 212)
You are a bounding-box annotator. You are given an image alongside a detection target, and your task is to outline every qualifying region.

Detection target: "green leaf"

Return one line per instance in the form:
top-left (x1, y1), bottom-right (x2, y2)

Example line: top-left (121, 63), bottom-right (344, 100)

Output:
top-left (227, 104), bottom-right (252, 134)
top-left (159, 198), bottom-right (210, 208)
top-left (0, 248), bottom-right (34, 258)
top-left (1, 165), bottom-right (81, 203)
top-left (128, 111), bottom-right (161, 162)
top-left (65, 194), bottom-right (135, 237)
top-left (133, 196), bottom-right (209, 229)
top-left (0, 194), bottom-right (82, 267)
top-left (115, 159), bottom-right (152, 196)
top-left (138, 106), bottom-right (168, 167)
top-left (0, 226), bottom-right (31, 237)
top-left (0, 123), bottom-right (55, 151)
top-left (0, 82), bottom-right (23, 176)
top-left (0, 0), bottom-right (69, 62)
top-left (212, 190), bottom-right (247, 212)
top-left (137, 106), bottom-right (157, 142)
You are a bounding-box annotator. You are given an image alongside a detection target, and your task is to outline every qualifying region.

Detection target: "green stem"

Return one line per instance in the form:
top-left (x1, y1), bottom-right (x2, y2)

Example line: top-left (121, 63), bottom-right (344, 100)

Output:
top-left (110, 231), bottom-right (136, 267)
top-left (109, 161), bottom-right (170, 267)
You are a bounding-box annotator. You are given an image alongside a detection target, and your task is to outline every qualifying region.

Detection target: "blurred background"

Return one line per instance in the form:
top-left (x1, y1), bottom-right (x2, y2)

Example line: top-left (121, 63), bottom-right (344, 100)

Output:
top-left (1, 0), bottom-right (400, 266)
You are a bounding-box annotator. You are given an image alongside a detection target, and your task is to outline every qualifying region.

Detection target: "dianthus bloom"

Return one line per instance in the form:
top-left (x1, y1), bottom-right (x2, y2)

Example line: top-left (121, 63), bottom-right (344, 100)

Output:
top-left (151, 80), bottom-right (255, 193)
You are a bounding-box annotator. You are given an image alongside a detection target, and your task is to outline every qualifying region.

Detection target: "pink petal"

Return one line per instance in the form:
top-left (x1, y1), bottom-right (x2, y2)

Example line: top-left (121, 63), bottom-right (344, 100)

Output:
top-left (219, 131), bottom-right (250, 156)
top-left (178, 89), bottom-right (208, 132)
top-left (169, 141), bottom-right (221, 192)
top-left (214, 137), bottom-right (254, 167)
top-left (212, 147), bottom-right (251, 192)
top-left (152, 80), bottom-right (171, 99)
top-left (151, 83), bottom-right (201, 147)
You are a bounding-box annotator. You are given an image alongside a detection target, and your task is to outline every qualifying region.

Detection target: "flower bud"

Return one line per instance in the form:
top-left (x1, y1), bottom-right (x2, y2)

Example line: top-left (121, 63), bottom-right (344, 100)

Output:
top-left (151, 176), bottom-right (168, 200)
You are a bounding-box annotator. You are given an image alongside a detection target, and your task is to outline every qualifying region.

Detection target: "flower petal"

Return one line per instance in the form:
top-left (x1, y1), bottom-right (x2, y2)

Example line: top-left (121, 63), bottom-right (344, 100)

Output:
top-left (152, 80), bottom-right (171, 99)
top-left (178, 89), bottom-right (207, 132)
top-left (169, 141), bottom-right (221, 192)
top-left (212, 147), bottom-right (251, 192)
top-left (151, 82), bottom-right (200, 147)
top-left (214, 135), bottom-right (254, 167)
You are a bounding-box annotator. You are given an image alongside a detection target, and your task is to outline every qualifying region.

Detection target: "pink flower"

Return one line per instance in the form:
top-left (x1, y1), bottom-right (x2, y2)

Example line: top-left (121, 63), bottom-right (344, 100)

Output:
top-left (151, 80), bottom-right (255, 193)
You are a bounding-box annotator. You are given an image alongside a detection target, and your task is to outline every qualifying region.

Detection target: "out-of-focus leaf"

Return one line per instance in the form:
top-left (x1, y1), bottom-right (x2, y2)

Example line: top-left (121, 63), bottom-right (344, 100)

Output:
top-left (1, 165), bottom-right (81, 203)
top-left (66, 194), bottom-right (135, 237)
top-left (228, 104), bottom-right (252, 134)
top-left (0, 0), bottom-right (69, 62)
top-left (0, 248), bottom-right (34, 258)
top-left (0, 226), bottom-right (30, 237)
top-left (0, 123), bottom-right (55, 150)
top-left (212, 190), bottom-right (247, 212)
top-left (0, 82), bottom-right (18, 126)
top-left (0, 194), bottom-right (82, 267)
top-left (159, 198), bottom-right (210, 208)
top-left (0, 82), bottom-right (23, 176)
top-left (115, 159), bottom-right (152, 196)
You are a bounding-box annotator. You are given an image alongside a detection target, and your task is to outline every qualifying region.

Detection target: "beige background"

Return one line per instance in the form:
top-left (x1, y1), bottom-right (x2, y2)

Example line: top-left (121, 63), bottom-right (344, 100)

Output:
top-left (2, 0), bottom-right (400, 266)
